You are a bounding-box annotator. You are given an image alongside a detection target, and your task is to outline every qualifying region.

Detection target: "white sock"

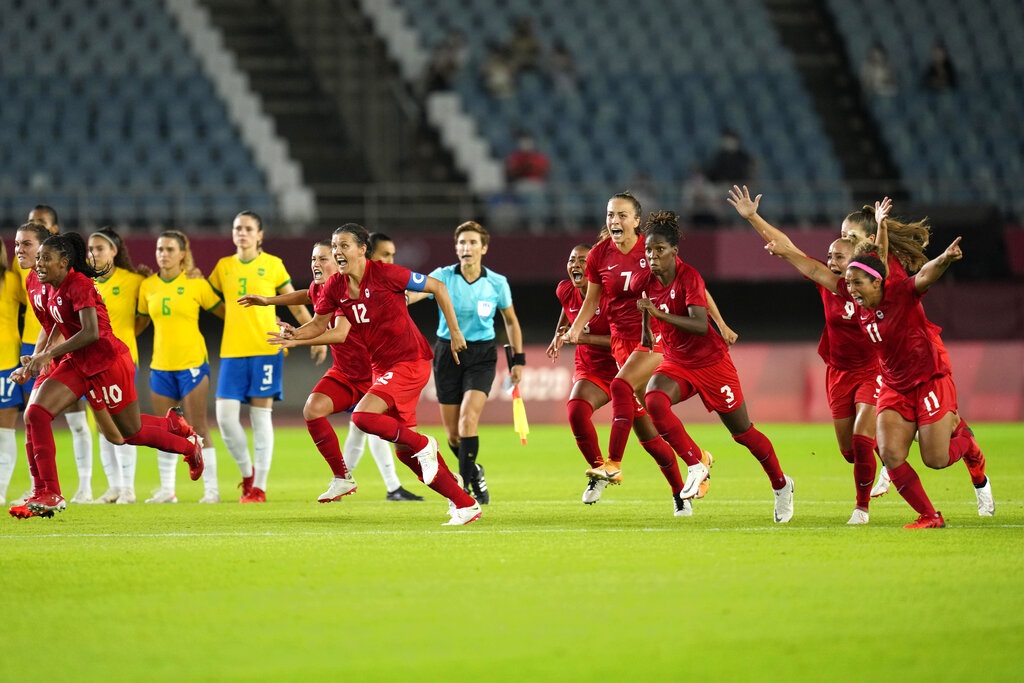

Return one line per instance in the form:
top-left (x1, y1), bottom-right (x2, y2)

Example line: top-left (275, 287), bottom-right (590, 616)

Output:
top-left (157, 450), bottom-right (177, 493)
top-left (342, 422), bottom-right (369, 471)
top-left (98, 435), bottom-right (123, 490)
top-left (216, 399), bottom-right (253, 478)
top-left (368, 435), bottom-right (401, 491)
top-left (202, 447), bottom-right (218, 494)
top-left (65, 410), bottom-right (92, 492)
top-left (250, 406), bottom-right (273, 491)
top-left (117, 443), bottom-right (137, 493)
top-left (0, 427), bottom-right (17, 499)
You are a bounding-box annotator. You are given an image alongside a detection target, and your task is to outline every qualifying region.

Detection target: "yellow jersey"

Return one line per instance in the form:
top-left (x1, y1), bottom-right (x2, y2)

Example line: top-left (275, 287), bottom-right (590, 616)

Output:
top-left (138, 272), bottom-right (223, 371)
top-left (14, 259), bottom-right (42, 346)
top-left (208, 252), bottom-right (292, 358)
top-left (0, 270), bottom-right (22, 367)
top-left (94, 266), bottom-right (144, 363)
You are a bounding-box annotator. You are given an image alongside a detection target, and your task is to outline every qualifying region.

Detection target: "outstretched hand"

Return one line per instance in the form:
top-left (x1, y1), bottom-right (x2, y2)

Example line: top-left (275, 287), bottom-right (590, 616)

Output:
top-left (726, 185), bottom-right (761, 219)
top-left (942, 236), bottom-right (963, 263)
top-left (874, 196), bottom-right (892, 228)
top-left (237, 294), bottom-right (269, 307)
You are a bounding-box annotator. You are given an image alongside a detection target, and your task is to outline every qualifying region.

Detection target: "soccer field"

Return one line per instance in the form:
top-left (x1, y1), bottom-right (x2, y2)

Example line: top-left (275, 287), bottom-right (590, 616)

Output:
top-left (2, 422), bottom-right (1021, 682)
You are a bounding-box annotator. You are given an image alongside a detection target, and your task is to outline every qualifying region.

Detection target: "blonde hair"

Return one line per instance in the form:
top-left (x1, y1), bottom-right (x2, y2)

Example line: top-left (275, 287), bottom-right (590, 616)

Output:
top-left (844, 205), bottom-right (931, 273)
top-left (159, 230), bottom-right (202, 278)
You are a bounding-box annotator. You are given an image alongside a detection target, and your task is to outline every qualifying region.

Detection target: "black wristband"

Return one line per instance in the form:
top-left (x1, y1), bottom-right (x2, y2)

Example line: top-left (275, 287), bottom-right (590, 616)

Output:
top-left (513, 353), bottom-right (526, 366)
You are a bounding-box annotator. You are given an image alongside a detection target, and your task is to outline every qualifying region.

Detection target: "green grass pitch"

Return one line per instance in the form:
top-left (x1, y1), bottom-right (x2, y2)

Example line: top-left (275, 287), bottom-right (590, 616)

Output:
top-left (2, 422), bottom-right (1021, 682)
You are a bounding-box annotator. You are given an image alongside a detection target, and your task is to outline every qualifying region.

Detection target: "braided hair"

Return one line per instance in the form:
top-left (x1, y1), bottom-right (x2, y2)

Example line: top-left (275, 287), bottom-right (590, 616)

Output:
top-left (43, 232), bottom-right (107, 279)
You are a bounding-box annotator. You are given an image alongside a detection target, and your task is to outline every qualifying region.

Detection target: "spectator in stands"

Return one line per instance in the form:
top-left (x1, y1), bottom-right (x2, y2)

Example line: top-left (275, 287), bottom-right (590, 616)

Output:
top-left (504, 16), bottom-right (542, 77)
top-left (422, 30), bottom-right (467, 94)
top-left (547, 40), bottom-right (579, 95)
top-left (680, 165), bottom-right (725, 228)
top-left (922, 41), bottom-right (957, 92)
top-left (480, 42), bottom-right (515, 98)
top-left (860, 42), bottom-right (898, 96)
top-left (704, 130), bottom-right (756, 217)
top-left (505, 130), bottom-right (551, 233)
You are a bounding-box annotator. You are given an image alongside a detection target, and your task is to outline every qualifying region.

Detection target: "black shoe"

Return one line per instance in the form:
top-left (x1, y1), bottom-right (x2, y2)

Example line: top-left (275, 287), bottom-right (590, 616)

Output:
top-left (470, 463), bottom-right (490, 505)
top-left (385, 486), bottom-right (424, 501)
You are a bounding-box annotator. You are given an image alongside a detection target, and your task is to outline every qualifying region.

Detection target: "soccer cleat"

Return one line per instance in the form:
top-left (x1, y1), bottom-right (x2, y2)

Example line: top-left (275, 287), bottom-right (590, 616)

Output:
top-left (240, 487), bottom-right (266, 504)
top-left (412, 435), bottom-right (440, 485)
top-left (198, 491), bottom-right (220, 504)
top-left (582, 478), bottom-right (608, 505)
top-left (317, 477), bottom-right (358, 503)
top-left (145, 489), bottom-right (178, 504)
top-left (847, 508), bottom-right (870, 525)
top-left (585, 461), bottom-right (623, 484)
top-left (673, 491), bottom-right (693, 517)
top-left (870, 467), bottom-right (891, 498)
top-left (773, 475), bottom-right (795, 523)
top-left (442, 502), bottom-right (482, 526)
top-left (904, 511), bottom-right (945, 529)
top-left (680, 461), bottom-right (709, 500)
top-left (116, 488), bottom-right (136, 504)
top-left (470, 463), bottom-right (489, 505)
top-left (385, 486), bottom-right (424, 501)
top-left (9, 504), bottom-right (55, 519)
top-left (238, 471), bottom-right (255, 501)
top-left (696, 450), bottom-right (714, 498)
top-left (70, 489), bottom-right (93, 504)
top-left (27, 492), bottom-right (67, 513)
top-left (165, 406), bottom-right (196, 438)
top-left (182, 434), bottom-right (205, 481)
top-left (975, 478), bottom-right (994, 517)
top-left (94, 487), bottom-right (121, 504)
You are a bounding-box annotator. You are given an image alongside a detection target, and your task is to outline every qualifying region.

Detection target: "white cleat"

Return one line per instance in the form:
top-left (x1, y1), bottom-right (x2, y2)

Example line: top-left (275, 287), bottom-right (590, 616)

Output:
top-left (198, 491), bottom-right (220, 504)
top-left (116, 488), bottom-right (136, 504)
top-left (11, 489), bottom-right (32, 506)
top-left (442, 502), bottom-right (482, 526)
top-left (975, 478), bottom-right (994, 517)
top-left (847, 508), bottom-right (869, 525)
top-left (582, 478), bottom-right (608, 505)
top-left (145, 489), bottom-right (178, 504)
top-left (773, 475), bottom-right (795, 523)
top-left (673, 492), bottom-right (693, 517)
top-left (70, 489), bottom-right (93, 504)
top-left (413, 435), bottom-right (440, 485)
top-left (317, 477), bottom-right (358, 503)
top-left (94, 488), bottom-right (121, 504)
top-left (870, 467), bottom-right (891, 498)
top-left (680, 461), bottom-right (709, 499)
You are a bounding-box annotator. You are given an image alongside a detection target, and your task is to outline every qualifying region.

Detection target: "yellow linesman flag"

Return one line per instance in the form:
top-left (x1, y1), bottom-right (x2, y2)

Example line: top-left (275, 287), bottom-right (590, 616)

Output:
top-left (511, 384), bottom-right (529, 445)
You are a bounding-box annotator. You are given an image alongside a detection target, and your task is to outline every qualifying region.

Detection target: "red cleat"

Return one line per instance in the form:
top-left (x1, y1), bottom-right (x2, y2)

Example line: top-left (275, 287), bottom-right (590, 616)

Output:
top-left (238, 472), bottom-right (255, 501)
top-left (26, 492), bottom-right (67, 514)
top-left (904, 511), bottom-right (946, 529)
top-left (9, 504), bottom-right (55, 519)
top-left (165, 406), bottom-right (196, 438)
top-left (240, 487), bottom-right (266, 504)
top-left (182, 434), bottom-right (205, 481)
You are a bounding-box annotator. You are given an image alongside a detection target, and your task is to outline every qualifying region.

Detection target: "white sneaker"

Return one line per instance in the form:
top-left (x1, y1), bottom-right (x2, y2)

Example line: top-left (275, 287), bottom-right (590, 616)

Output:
top-left (198, 491), bottom-right (220, 504)
top-left (870, 467), bottom-right (891, 498)
top-left (413, 435), bottom-right (440, 485)
top-left (94, 487), bottom-right (121, 504)
top-left (116, 488), bottom-right (136, 504)
top-left (11, 489), bottom-right (32, 506)
top-left (773, 475), bottom-right (795, 523)
top-left (145, 489), bottom-right (177, 504)
top-left (317, 477), bottom-right (358, 503)
top-left (975, 478), bottom-right (994, 517)
top-left (673, 492), bottom-right (693, 517)
top-left (582, 478), bottom-right (608, 505)
top-left (847, 508), bottom-right (869, 525)
top-left (70, 489), bottom-right (93, 504)
top-left (680, 461), bottom-right (709, 499)
top-left (442, 502), bottom-right (482, 526)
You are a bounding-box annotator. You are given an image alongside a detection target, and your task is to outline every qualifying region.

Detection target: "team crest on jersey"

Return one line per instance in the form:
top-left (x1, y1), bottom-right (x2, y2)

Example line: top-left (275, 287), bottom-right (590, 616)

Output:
top-left (876, 310), bottom-right (884, 319)
top-left (640, 258), bottom-right (647, 268)
top-left (258, 268), bottom-right (266, 276)
top-left (670, 290), bottom-right (676, 299)
top-left (56, 296), bottom-right (63, 306)
top-left (178, 287), bottom-right (185, 295)
top-left (364, 288), bottom-right (370, 297)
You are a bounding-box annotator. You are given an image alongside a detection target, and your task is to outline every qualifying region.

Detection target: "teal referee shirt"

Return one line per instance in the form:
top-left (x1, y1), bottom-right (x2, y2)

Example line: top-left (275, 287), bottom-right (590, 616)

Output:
top-left (428, 264), bottom-right (512, 342)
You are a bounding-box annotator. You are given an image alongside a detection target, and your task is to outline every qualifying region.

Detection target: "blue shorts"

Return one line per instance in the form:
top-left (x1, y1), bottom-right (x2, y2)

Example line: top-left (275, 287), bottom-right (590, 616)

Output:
top-left (0, 365), bottom-right (25, 409)
top-left (151, 362), bottom-right (211, 402)
top-left (18, 342), bottom-right (36, 400)
top-left (216, 353), bottom-right (284, 403)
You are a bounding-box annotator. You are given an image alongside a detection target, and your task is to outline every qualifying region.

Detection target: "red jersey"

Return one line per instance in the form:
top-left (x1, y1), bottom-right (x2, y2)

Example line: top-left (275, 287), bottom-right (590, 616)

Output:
top-left (556, 279), bottom-right (618, 381)
top-left (309, 280), bottom-right (372, 388)
top-left (315, 260), bottom-right (432, 375)
top-left (857, 275), bottom-right (948, 392)
top-left (25, 270), bottom-right (54, 337)
top-left (584, 237), bottom-right (647, 339)
top-left (45, 269), bottom-right (130, 377)
top-left (816, 278), bottom-right (876, 371)
top-left (638, 259), bottom-right (727, 368)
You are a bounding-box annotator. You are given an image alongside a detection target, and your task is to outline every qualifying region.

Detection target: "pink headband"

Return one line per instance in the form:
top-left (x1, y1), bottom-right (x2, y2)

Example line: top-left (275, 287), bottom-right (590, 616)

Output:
top-left (848, 261), bottom-right (883, 280)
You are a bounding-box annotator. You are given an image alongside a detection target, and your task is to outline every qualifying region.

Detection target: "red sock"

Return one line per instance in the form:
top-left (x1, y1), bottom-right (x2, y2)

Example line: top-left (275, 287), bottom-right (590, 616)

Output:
top-left (851, 435), bottom-right (876, 508)
top-left (951, 418), bottom-right (986, 485)
top-left (646, 390), bottom-right (701, 466)
top-left (607, 378), bottom-right (636, 462)
top-left (395, 447), bottom-right (475, 507)
top-left (641, 437), bottom-right (684, 492)
top-left (24, 421), bottom-right (40, 491)
top-left (141, 414), bottom-right (171, 431)
top-left (305, 417), bottom-right (348, 477)
top-left (840, 448), bottom-right (854, 464)
top-left (887, 461), bottom-right (937, 516)
top-left (124, 422), bottom-right (193, 454)
top-left (567, 398), bottom-right (603, 468)
top-left (352, 411), bottom-right (428, 452)
top-left (24, 404), bottom-right (60, 496)
top-left (733, 424), bottom-right (785, 489)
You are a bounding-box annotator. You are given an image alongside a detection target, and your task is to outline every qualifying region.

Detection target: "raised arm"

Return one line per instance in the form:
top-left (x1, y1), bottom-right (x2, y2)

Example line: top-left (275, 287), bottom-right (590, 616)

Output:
top-left (727, 185), bottom-right (807, 257)
top-left (873, 196), bottom-right (892, 267)
top-left (914, 237), bottom-right (962, 293)
top-left (765, 240), bottom-right (842, 293)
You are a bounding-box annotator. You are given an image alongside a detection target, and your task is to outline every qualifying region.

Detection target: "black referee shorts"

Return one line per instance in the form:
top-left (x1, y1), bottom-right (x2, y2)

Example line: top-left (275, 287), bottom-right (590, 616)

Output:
top-left (432, 338), bottom-right (497, 405)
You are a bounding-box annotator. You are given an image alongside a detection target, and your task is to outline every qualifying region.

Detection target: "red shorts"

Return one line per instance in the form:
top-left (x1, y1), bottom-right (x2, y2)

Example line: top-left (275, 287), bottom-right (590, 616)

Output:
top-left (655, 355), bottom-right (744, 414)
top-left (876, 374), bottom-right (958, 426)
top-left (825, 365), bottom-right (881, 420)
top-left (313, 366), bottom-right (370, 413)
top-left (368, 359), bottom-right (430, 429)
top-left (49, 352), bottom-right (138, 415)
top-left (610, 336), bottom-right (662, 369)
top-left (571, 373), bottom-right (646, 417)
